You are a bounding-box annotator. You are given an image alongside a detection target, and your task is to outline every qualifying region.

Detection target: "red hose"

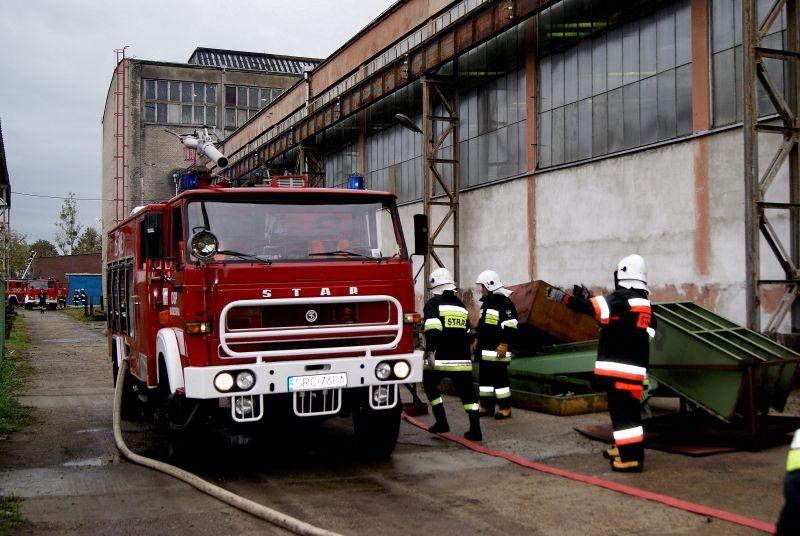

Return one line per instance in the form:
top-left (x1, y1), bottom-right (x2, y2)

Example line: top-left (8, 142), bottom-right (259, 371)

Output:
top-left (403, 414), bottom-right (776, 534)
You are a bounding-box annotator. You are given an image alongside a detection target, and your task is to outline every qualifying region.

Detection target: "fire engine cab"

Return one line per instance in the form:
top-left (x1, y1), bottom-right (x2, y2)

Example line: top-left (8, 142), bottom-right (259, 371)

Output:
top-left (24, 278), bottom-right (62, 310)
top-left (6, 279), bottom-right (28, 309)
top-left (107, 173), bottom-right (424, 457)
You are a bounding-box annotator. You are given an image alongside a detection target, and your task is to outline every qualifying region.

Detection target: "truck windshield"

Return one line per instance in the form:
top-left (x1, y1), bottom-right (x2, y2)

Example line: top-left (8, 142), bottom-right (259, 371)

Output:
top-left (29, 281), bottom-right (51, 290)
top-left (186, 198), bottom-right (406, 262)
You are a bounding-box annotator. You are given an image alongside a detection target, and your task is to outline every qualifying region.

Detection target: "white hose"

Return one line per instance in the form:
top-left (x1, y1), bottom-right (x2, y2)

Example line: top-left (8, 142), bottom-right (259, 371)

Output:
top-left (113, 359), bottom-right (342, 536)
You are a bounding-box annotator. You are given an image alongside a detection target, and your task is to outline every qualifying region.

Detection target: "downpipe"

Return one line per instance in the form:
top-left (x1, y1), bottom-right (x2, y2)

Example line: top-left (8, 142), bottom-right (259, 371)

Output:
top-left (113, 358), bottom-right (341, 536)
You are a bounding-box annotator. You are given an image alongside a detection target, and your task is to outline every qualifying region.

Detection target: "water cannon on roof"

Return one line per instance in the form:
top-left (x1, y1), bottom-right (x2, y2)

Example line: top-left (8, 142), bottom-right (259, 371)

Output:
top-left (165, 127), bottom-right (228, 168)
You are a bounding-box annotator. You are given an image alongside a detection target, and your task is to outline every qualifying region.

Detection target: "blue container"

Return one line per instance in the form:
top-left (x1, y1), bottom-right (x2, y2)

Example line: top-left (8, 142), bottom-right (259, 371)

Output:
top-left (66, 273), bottom-right (102, 306)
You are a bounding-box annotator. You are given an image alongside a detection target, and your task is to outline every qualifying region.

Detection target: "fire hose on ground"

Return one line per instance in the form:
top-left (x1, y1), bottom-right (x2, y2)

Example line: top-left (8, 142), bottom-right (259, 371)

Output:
top-left (112, 358), bottom-right (341, 536)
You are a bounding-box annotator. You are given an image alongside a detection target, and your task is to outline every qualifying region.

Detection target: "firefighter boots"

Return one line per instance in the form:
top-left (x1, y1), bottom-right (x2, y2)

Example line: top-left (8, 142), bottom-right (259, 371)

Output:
top-left (464, 411), bottom-right (482, 442)
top-left (603, 446), bottom-right (620, 460)
top-left (611, 458), bottom-right (644, 473)
top-left (428, 403), bottom-right (450, 434)
top-left (479, 406), bottom-right (493, 417)
top-left (494, 408), bottom-right (511, 420)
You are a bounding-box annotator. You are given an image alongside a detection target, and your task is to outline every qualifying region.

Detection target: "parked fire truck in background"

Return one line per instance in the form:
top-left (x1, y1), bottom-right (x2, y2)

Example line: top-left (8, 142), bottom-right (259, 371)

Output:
top-left (107, 168), bottom-right (425, 457)
top-left (6, 279), bottom-right (28, 309)
top-left (24, 278), bottom-right (66, 310)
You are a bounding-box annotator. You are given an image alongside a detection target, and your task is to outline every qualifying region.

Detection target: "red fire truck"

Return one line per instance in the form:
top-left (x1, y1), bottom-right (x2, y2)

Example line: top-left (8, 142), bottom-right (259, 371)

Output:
top-left (24, 278), bottom-right (64, 310)
top-left (107, 174), bottom-right (424, 457)
top-left (6, 279), bottom-right (29, 309)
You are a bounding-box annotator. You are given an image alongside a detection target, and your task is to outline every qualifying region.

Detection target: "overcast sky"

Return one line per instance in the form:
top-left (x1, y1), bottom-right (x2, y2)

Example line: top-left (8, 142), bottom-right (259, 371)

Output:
top-left (0, 0), bottom-right (396, 243)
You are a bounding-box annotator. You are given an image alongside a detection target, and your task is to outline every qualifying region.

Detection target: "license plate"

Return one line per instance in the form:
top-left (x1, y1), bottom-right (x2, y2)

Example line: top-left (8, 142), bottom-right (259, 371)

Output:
top-left (288, 372), bottom-right (347, 392)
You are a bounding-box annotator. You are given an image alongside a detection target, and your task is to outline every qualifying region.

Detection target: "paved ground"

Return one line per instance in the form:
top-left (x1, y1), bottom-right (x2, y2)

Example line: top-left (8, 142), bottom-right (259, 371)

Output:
top-left (0, 309), bottom-right (794, 535)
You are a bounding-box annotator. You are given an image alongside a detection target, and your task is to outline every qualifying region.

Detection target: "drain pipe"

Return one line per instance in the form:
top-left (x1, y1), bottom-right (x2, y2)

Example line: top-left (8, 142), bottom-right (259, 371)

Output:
top-left (113, 359), bottom-right (341, 536)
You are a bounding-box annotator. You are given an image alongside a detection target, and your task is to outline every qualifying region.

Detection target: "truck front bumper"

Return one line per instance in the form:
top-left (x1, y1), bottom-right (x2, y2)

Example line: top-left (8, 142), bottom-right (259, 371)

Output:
top-left (183, 351), bottom-right (424, 400)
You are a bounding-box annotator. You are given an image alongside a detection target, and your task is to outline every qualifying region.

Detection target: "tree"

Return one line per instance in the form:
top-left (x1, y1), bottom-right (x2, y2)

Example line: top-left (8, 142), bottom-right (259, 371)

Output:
top-left (55, 192), bottom-right (83, 255)
top-left (74, 227), bottom-right (101, 254)
top-left (30, 239), bottom-right (58, 258)
top-left (7, 230), bottom-right (30, 277)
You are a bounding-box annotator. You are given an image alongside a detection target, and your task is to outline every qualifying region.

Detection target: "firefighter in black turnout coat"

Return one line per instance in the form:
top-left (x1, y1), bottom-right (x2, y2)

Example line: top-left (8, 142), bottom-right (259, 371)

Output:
top-left (474, 270), bottom-right (518, 419)
top-left (547, 254), bottom-right (655, 473)
top-left (422, 267), bottom-right (482, 441)
top-left (777, 429), bottom-right (800, 535)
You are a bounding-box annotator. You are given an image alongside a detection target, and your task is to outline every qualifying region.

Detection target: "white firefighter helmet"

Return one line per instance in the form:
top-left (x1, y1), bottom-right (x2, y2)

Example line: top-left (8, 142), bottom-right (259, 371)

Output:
top-left (429, 267), bottom-right (456, 295)
top-left (616, 254), bottom-right (648, 290)
top-left (476, 269), bottom-right (513, 296)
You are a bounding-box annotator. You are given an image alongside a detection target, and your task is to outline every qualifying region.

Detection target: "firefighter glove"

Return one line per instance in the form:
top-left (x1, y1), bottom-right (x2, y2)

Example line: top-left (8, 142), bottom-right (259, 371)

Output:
top-left (573, 284), bottom-right (591, 301)
top-left (495, 343), bottom-right (508, 358)
top-left (546, 286), bottom-right (568, 304)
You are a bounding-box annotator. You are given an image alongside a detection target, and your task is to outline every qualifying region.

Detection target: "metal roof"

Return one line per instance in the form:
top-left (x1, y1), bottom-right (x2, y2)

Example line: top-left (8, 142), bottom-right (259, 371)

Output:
top-left (188, 48), bottom-right (320, 75)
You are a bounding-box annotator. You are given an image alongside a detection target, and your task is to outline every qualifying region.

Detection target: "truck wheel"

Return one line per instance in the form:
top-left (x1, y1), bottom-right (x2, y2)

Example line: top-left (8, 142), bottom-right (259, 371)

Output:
top-left (352, 403), bottom-right (401, 459)
top-left (24, 304), bottom-right (31, 311)
top-left (113, 361), bottom-right (142, 421)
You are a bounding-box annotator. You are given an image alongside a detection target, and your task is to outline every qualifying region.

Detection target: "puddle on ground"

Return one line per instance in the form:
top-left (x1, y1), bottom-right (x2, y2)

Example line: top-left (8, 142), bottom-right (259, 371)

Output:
top-left (40, 338), bottom-right (88, 344)
top-left (63, 458), bottom-right (105, 467)
top-left (74, 428), bottom-right (107, 434)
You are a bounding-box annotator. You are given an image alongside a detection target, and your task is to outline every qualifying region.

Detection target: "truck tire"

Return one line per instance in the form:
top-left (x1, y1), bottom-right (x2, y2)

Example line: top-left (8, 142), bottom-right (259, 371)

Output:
top-left (24, 303), bottom-right (31, 311)
top-left (352, 403), bottom-right (401, 459)
top-left (113, 360), bottom-right (142, 421)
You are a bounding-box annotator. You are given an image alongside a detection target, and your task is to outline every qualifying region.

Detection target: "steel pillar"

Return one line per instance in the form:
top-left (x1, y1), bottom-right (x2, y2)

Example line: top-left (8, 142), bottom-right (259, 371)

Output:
top-left (297, 144), bottom-right (325, 187)
top-left (422, 67), bottom-right (460, 303)
top-left (743, 0), bottom-right (800, 335)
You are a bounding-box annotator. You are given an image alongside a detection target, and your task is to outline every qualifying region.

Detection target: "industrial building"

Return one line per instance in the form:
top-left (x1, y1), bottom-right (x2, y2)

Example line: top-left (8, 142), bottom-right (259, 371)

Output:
top-left (0, 120), bottom-right (11, 278)
top-left (100, 47), bottom-right (321, 234)
top-left (214, 0), bottom-right (798, 340)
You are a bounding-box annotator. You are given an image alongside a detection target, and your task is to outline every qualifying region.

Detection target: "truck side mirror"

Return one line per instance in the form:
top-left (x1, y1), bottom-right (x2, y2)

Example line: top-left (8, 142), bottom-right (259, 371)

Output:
top-left (413, 214), bottom-right (428, 256)
top-left (142, 212), bottom-right (164, 260)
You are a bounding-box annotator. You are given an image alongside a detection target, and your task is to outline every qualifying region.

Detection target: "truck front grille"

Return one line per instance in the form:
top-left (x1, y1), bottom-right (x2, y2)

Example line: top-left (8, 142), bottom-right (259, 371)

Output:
top-left (219, 295), bottom-right (404, 360)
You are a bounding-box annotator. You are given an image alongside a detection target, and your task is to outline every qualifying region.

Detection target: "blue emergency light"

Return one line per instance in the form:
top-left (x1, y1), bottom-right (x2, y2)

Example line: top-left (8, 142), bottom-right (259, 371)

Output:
top-left (180, 172), bottom-right (199, 191)
top-left (347, 173), bottom-right (365, 190)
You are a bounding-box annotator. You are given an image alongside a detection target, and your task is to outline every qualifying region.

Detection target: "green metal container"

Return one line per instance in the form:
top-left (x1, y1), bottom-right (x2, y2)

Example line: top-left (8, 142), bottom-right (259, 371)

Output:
top-left (651, 302), bottom-right (799, 421)
top-left (507, 302), bottom-right (799, 422)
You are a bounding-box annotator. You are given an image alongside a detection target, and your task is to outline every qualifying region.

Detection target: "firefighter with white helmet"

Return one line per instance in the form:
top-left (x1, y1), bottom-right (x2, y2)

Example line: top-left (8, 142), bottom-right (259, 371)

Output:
top-left (474, 270), bottom-right (519, 419)
top-left (421, 267), bottom-right (482, 441)
top-left (547, 254), bottom-right (655, 473)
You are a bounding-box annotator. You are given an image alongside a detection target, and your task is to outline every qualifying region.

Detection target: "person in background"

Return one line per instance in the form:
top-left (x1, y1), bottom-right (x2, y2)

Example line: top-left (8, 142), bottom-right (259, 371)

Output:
top-left (38, 290), bottom-right (46, 314)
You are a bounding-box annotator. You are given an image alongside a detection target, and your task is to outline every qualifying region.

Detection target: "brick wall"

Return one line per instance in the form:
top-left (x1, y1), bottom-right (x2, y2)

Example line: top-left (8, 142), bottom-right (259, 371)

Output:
top-left (32, 254), bottom-right (101, 287)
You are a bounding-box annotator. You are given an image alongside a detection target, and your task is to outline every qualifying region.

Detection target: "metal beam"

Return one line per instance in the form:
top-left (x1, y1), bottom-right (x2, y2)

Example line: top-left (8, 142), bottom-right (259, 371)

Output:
top-left (423, 69), bottom-right (460, 303)
top-left (743, 0), bottom-right (800, 335)
top-left (222, 0), bottom-right (557, 179)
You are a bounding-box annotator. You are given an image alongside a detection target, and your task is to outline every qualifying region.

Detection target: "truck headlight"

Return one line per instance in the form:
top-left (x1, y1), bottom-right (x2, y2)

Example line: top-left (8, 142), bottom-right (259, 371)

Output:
top-left (236, 371), bottom-right (255, 391)
top-left (214, 372), bottom-right (234, 392)
top-left (190, 230), bottom-right (219, 259)
top-left (375, 362), bottom-right (392, 380)
top-left (393, 361), bottom-right (410, 380)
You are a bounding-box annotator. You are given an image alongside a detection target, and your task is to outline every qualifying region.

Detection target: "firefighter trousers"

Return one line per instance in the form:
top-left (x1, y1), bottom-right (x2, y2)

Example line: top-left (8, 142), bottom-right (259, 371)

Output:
top-left (607, 380), bottom-right (645, 462)
top-left (478, 360), bottom-right (511, 412)
top-left (423, 369), bottom-right (479, 413)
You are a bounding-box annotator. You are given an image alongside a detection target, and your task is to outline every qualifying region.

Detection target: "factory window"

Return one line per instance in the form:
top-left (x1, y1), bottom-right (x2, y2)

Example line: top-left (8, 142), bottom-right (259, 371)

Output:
top-left (536, 0), bottom-right (692, 168)
top-left (143, 80), bottom-right (217, 127)
top-left (710, 0), bottom-right (786, 127)
top-left (325, 143), bottom-right (360, 189)
top-left (224, 85), bottom-right (281, 129)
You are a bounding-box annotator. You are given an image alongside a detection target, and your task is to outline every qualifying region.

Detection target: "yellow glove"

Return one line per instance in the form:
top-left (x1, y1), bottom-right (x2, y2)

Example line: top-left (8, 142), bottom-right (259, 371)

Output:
top-left (496, 343), bottom-right (508, 358)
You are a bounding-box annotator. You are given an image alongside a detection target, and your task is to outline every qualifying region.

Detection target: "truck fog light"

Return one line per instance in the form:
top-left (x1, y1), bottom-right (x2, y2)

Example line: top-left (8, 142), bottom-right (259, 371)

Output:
top-left (236, 371), bottom-right (255, 390)
top-left (393, 361), bottom-right (410, 379)
top-left (373, 386), bottom-right (390, 405)
top-left (214, 372), bottom-right (234, 392)
top-left (234, 397), bottom-right (254, 416)
top-left (375, 362), bottom-right (392, 380)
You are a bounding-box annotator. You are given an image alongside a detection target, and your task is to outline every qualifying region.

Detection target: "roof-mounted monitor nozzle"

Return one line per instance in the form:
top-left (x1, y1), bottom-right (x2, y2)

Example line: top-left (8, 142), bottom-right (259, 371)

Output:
top-left (165, 127), bottom-right (229, 168)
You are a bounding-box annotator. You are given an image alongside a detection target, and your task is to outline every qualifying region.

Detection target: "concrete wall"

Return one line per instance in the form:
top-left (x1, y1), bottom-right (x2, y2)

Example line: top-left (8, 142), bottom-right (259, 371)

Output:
top-left (535, 127), bottom-right (791, 329)
top-left (397, 177), bottom-right (531, 313)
